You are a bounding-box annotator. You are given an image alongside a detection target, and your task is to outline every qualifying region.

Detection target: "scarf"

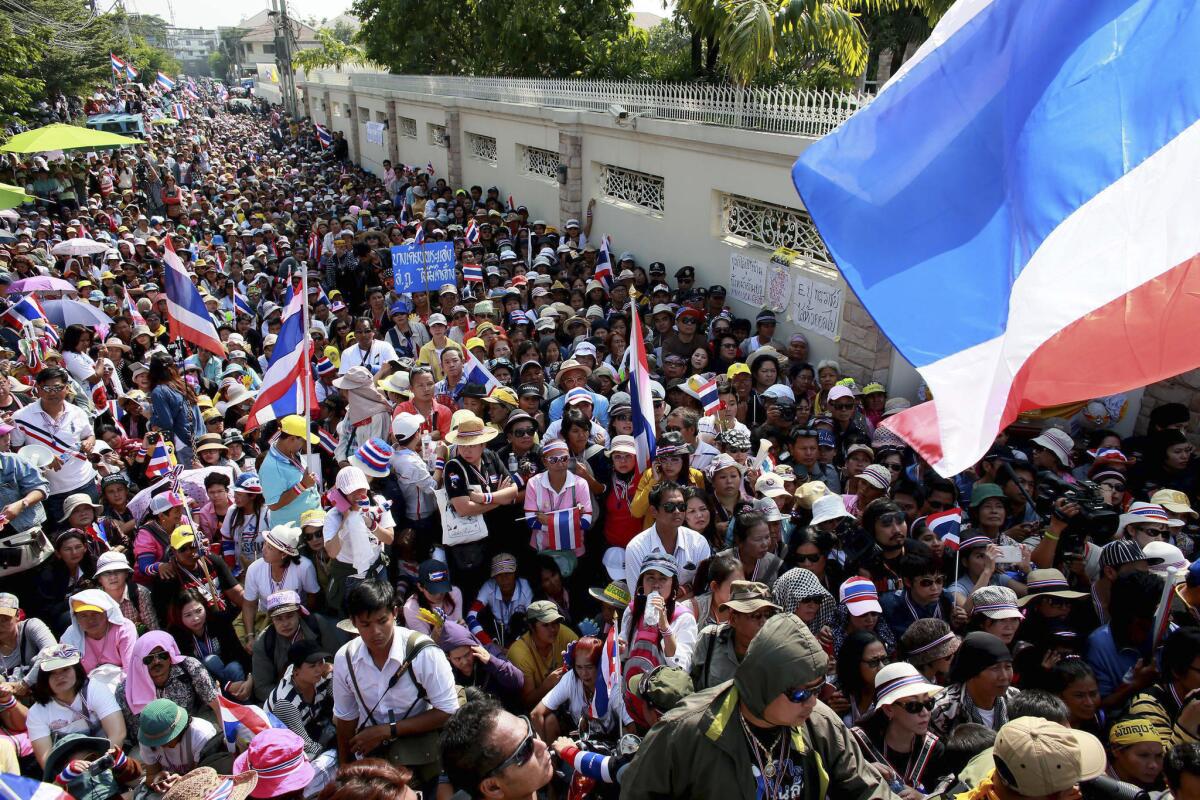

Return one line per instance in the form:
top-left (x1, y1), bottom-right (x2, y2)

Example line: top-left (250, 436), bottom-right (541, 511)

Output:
top-left (957, 770), bottom-right (1002, 800)
top-left (772, 567), bottom-right (836, 634)
top-left (341, 374), bottom-right (391, 426)
top-left (124, 631), bottom-right (186, 714)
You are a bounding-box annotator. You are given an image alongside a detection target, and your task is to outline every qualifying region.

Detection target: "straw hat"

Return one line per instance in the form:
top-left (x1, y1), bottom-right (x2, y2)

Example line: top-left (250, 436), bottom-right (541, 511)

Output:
top-left (162, 768), bottom-right (258, 800)
top-left (445, 413), bottom-right (499, 445)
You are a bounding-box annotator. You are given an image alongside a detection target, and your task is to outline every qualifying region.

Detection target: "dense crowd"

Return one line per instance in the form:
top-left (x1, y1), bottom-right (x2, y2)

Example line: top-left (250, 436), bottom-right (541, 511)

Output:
top-left (1, 79), bottom-right (1200, 800)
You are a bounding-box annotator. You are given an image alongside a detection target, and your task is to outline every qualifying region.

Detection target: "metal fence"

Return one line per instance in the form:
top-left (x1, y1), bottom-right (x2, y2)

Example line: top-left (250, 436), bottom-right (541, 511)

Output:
top-left (315, 73), bottom-right (868, 137)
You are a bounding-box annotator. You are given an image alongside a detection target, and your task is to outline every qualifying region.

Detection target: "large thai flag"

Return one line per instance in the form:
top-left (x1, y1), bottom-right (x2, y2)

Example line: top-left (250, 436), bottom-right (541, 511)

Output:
top-left (590, 626), bottom-right (619, 719)
top-left (0, 296), bottom-right (48, 331)
top-left (156, 72), bottom-right (175, 92)
top-left (245, 302), bottom-right (316, 431)
top-left (463, 350), bottom-right (500, 393)
top-left (0, 774), bottom-right (73, 800)
top-left (594, 237), bottom-right (614, 291)
top-left (281, 275), bottom-right (304, 320)
top-left (163, 242), bottom-right (225, 356)
top-left (110, 53), bottom-right (125, 74)
top-left (627, 302), bottom-right (656, 472)
top-left (792, 0), bottom-right (1200, 477)
top-left (925, 507), bottom-right (964, 551)
top-left (217, 696), bottom-right (286, 745)
top-left (314, 123), bottom-right (332, 149)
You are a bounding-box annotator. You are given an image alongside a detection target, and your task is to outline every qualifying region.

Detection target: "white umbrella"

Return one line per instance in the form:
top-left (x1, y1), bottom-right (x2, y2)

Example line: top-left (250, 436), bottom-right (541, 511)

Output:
top-left (129, 465), bottom-right (234, 521)
top-left (40, 298), bottom-right (114, 327)
top-left (50, 237), bottom-right (109, 256)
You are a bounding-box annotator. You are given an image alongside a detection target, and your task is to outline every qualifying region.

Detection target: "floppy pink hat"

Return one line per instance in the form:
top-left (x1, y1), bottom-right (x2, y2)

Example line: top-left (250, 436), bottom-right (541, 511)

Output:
top-left (233, 729), bottom-right (315, 797)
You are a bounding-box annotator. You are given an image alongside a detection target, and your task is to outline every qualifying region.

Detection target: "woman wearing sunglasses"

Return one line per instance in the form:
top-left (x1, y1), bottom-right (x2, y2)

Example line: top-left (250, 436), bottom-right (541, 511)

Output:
top-left (849, 663), bottom-right (946, 798)
top-left (113, 631), bottom-right (222, 744)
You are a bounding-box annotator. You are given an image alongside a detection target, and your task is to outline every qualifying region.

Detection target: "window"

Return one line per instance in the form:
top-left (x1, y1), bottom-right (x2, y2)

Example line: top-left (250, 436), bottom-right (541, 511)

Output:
top-left (600, 164), bottom-right (664, 216)
top-left (375, 111), bottom-right (387, 124)
top-left (398, 116), bottom-right (417, 139)
top-left (262, 43), bottom-right (275, 54)
top-left (521, 145), bottom-right (560, 182)
top-left (720, 193), bottom-right (834, 271)
top-left (358, 107), bottom-right (369, 121)
top-left (466, 132), bottom-right (497, 164)
top-left (428, 123), bottom-right (447, 147)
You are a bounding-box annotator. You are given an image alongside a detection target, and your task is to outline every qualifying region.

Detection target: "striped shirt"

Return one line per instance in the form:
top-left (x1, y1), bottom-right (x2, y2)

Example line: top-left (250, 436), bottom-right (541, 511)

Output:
top-left (523, 471), bottom-right (592, 555)
top-left (265, 665), bottom-right (334, 757)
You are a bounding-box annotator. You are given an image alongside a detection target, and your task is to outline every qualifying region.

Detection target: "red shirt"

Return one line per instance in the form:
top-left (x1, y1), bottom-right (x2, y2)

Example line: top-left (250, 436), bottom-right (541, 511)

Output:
top-left (394, 400), bottom-right (453, 439)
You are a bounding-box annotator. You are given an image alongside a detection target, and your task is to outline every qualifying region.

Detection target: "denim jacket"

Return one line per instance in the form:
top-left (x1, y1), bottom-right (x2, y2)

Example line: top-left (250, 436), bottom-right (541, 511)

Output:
top-left (0, 453), bottom-right (50, 532)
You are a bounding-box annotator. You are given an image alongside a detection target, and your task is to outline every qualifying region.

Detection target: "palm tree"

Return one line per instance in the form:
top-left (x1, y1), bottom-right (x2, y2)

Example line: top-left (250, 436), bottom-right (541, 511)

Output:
top-left (676, 0), bottom-right (951, 85)
top-left (292, 28), bottom-right (368, 73)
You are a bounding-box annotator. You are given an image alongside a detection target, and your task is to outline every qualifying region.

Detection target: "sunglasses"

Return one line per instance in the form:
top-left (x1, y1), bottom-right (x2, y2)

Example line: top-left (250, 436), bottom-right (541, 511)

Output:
top-left (39, 384), bottom-right (67, 393)
top-left (863, 655), bottom-right (890, 669)
top-left (612, 414), bottom-right (632, 422)
top-left (794, 553), bottom-right (823, 564)
top-left (897, 698), bottom-right (935, 714)
top-left (785, 676), bottom-right (826, 703)
top-left (142, 651), bottom-right (171, 666)
top-left (660, 502), bottom-right (686, 513)
top-left (511, 427), bottom-right (535, 437)
top-left (665, 426), bottom-right (682, 433)
top-left (545, 455), bottom-right (570, 465)
top-left (486, 715), bottom-right (536, 776)
top-left (916, 576), bottom-right (945, 588)
top-left (831, 402), bottom-right (857, 411)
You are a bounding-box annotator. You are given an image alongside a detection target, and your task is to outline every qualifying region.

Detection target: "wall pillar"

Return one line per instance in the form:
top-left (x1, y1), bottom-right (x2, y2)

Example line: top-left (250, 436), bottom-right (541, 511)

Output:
top-left (346, 91), bottom-right (362, 165)
top-left (445, 107), bottom-right (463, 187)
top-left (321, 91), bottom-right (332, 128)
top-left (836, 292), bottom-right (893, 386)
top-left (301, 87), bottom-right (312, 121)
top-left (558, 129), bottom-right (583, 227)
top-left (385, 99), bottom-right (401, 166)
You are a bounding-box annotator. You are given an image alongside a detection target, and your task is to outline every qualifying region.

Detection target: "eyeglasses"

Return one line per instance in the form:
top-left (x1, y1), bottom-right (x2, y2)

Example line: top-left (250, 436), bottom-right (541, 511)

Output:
top-left (39, 384), bottom-right (67, 393)
top-left (660, 502), bottom-right (686, 513)
top-left (916, 576), bottom-right (945, 588)
top-left (794, 553), bottom-right (823, 564)
top-left (897, 698), bottom-right (935, 714)
top-left (612, 414), bottom-right (632, 422)
top-left (863, 655), bottom-right (890, 669)
top-left (1041, 596), bottom-right (1073, 607)
top-left (665, 426), bottom-right (682, 433)
top-left (831, 402), bottom-right (857, 411)
top-left (511, 427), bottom-right (535, 437)
top-left (142, 651), bottom-right (172, 666)
top-left (485, 715), bottom-right (536, 777)
top-left (785, 676), bottom-right (826, 703)
top-left (545, 455), bottom-right (570, 465)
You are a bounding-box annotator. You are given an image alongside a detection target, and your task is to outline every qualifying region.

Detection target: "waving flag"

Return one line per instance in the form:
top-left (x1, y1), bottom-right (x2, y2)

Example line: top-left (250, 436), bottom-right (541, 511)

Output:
top-left (627, 302), bottom-right (656, 472)
top-left (591, 626), bottom-right (619, 719)
top-left (425, 161), bottom-right (435, 175)
top-left (110, 53), bottom-right (126, 74)
top-left (156, 71), bottom-right (176, 92)
top-left (316, 427), bottom-right (339, 457)
top-left (233, 290), bottom-right (254, 318)
top-left (413, 225), bottom-right (425, 247)
top-left (314, 123), bottom-right (332, 149)
top-left (793, 0), bottom-right (1200, 477)
top-left (689, 374), bottom-right (721, 416)
top-left (462, 264), bottom-right (483, 283)
top-left (507, 195), bottom-right (515, 212)
top-left (217, 696), bottom-right (286, 745)
top-left (244, 298), bottom-right (316, 431)
top-left (171, 104), bottom-right (189, 120)
top-left (123, 286), bottom-right (147, 328)
top-left (183, 86), bottom-right (200, 101)
top-left (0, 296), bottom-right (48, 331)
top-left (125, 63), bottom-right (138, 81)
top-left (593, 237), bottom-right (614, 291)
top-left (162, 241), bottom-right (225, 356)
top-left (464, 219), bottom-right (480, 246)
top-left (307, 231), bottom-right (321, 263)
top-left (463, 350), bottom-right (500, 393)
top-left (925, 507), bottom-right (964, 552)
top-left (145, 438), bottom-right (175, 478)
top-left (0, 774), bottom-right (72, 800)
top-left (281, 275), bottom-right (304, 320)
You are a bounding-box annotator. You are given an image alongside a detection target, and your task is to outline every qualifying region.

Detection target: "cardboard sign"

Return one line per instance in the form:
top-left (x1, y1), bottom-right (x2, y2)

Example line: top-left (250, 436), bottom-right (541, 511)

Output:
top-left (729, 252), bottom-right (767, 307)
top-left (391, 242), bottom-right (456, 292)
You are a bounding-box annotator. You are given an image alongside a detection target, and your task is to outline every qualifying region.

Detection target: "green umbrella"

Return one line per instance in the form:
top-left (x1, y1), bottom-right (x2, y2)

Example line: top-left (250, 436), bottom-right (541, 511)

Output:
top-left (0, 183), bottom-right (36, 210)
top-left (150, 117), bottom-right (179, 126)
top-left (0, 123), bottom-right (144, 154)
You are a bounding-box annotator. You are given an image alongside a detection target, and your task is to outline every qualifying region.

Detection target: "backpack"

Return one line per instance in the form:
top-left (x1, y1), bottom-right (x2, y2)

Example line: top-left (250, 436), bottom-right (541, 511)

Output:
top-left (621, 607), bottom-right (685, 729)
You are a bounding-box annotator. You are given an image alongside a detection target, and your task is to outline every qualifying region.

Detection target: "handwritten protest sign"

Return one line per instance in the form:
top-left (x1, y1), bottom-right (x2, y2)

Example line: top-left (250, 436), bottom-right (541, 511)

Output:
top-left (392, 242), bottom-right (455, 292)
top-left (365, 121), bottom-right (385, 145)
top-left (790, 273), bottom-right (844, 341)
top-left (729, 253), bottom-right (767, 307)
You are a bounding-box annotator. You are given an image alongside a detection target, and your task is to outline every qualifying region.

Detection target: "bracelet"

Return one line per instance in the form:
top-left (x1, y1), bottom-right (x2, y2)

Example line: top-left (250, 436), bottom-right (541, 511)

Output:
top-left (484, 491), bottom-right (493, 505)
top-left (434, 458), bottom-right (445, 471)
top-left (0, 695), bottom-right (16, 711)
top-left (1044, 531), bottom-right (1060, 542)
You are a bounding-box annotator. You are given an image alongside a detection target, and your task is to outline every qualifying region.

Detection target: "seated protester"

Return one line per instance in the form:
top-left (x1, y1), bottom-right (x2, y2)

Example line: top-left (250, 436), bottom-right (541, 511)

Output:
top-left (1013, 568), bottom-right (1089, 654)
top-left (331, 581), bottom-right (459, 789)
top-left (847, 498), bottom-right (910, 594)
top-left (220, 473), bottom-right (270, 577)
top-left (621, 614), bottom-right (891, 800)
top-left (523, 438), bottom-right (592, 580)
top-left (25, 644), bottom-right (125, 768)
top-left (949, 537), bottom-right (1018, 602)
top-left (438, 621), bottom-right (524, 712)
top-left (241, 524), bottom-right (320, 641)
top-left (507, 600), bottom-right (580, 710)
top-left (954, 716), bottom-right (1106, 800)
top-left (37, 530), bottom-right (103, 633)
top-left (194, 472), bottom-right (233, 548)
top-left (881, 551), bottom-right (966, 639)
top-left (930, 631), bottom-right (1019, 735)
top-left (849, 663), bottom-right (946, 794)
top-left (625, 481), bottom-right (713, 596)
top-left (1128, 627), bottom-right (1200, 747)
top-left (966, 586), bottom-right (1023, 649)
top-left (263, 640), bottom-right (337, 789)
top-left (402, 559), bottom-right (464, 637)
top-left (772, 567), bottom-right (837, 648)
top-left (1164, 741), bottom-right (1200, 799)
top-left (150, 525), bottom-right (245, 630)
top-left (532, 636), bottom-right (615, 743)
top-left (1086, 570), bottom-right (1164, 711)
top-left (715, 511), bottom-right (782, 589)
top-left (899, 619), bottom-right (960, 687)
top-left (114, 631), bottom-right (221, 743)
top-left (441, 693), bottom-right (556, 800)
top-left (133, 490), bottom-right (188, 586)
top-left (534, 555), bottom-right (583, 629)
top-left (59, 590), bottom-right (136, 692)
top-left (1045, 657), bottom-right (1106, 740)
top-left (620, 551), bottom-right (699, 673)
top-left (1107, 717), bottom-right (1167, 793)
top-left (466, 553), bottom-right (533, 651)
top-left (137, 698), bottom-right (231, 792)
top-left (93, 551), bottom-right (159, 634)
top-left (825, 630), bottom-right (889, 727)
top-left (0, 592), bottom-right (57, 698)
top-left (233, 728), bottom-right (329, 800)
top-left (691, 581), bottom-right (779, 692)
top-left (323, 463), bottom-right (394, 614)
top-left (42, 732), bottom-right (142, 800)
top-left (57, 495), bottom-right (109, 561)
top-left (298, 510), bottom-right (333, 610)
top-left (690, 552), bottom-right (745, 631)
top-left (170, 590), bottom-right (253, 701)
top-left (832, 577), bottom-right (897, 657)
top-left (252, 590), bottom-right (344, 704)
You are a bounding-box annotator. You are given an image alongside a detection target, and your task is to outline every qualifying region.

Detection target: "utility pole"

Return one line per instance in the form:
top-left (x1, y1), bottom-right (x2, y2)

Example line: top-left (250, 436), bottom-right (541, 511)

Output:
top-left (272, 0), bottom-right (299, 119)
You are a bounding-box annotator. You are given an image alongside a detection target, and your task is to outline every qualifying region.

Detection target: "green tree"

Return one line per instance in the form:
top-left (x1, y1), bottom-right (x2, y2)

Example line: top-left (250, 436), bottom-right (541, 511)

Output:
top-left (0, 16), bottom-right (45, 127)
top-left (329, 19), bottom-right (358, 44)
top-left (292, 28), bottom-right (369, 72)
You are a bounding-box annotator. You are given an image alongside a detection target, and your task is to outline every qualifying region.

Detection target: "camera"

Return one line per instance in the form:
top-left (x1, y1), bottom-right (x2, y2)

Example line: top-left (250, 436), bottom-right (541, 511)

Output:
top-left (1036, 471), bottom-right (1119, 550)
top-left (1081, 776), bottom-right (1148, 800)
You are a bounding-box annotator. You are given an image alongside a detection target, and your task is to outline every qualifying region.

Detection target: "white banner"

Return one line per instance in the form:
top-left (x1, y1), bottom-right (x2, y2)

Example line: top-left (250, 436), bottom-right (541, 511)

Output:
top-left (729, 252), bottom-right (767, 307)
top-left (765, 264), bottom-right (793, 313)
top-left (790, 273), bottom-right (844, 341)
top-left (365, 121), bottom-right (385, 145)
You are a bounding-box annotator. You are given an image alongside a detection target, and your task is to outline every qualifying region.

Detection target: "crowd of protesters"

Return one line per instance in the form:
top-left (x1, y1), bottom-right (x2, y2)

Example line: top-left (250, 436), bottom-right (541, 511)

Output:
top-left (1, 77), bottom-right (1200, 800)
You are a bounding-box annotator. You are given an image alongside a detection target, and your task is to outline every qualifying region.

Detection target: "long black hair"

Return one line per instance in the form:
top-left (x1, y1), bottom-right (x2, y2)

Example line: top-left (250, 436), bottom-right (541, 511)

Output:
top-left (836, 630), bottom-right (884, 701)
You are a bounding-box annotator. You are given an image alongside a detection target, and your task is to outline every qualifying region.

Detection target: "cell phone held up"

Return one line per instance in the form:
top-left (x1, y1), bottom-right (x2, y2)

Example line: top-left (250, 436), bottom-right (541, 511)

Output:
top-left (327, 487), bottom-right (353, 513)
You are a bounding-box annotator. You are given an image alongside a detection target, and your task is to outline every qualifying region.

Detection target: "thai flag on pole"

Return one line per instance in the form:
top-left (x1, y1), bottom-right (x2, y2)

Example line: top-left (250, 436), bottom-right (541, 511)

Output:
top-left (217, 696), bottom-right (286, 745)
top-left (926, 508), bottom-right (965, 551)
top-left (172, 104), bottom-right (189, 120)
top-left (507, 195), bottom-right (515, 212)
top-left (245, 302), bottom-right (316, 431)
top-left (546, 508), bottom-right (584, 551)
top-left (156, 71), bottom-right (175, 92)
top-left (183, 86), bottom-right (200, 101)
top-left (463, 350), bottom-right (500, 393)
top-left (233, 290), bottom-right (254, 318)
top-left (314, 123), bottom-right (332, 149)
top-left (462, 264), bottom-right (483, 283)
top-left (162, 240), bottom-right (225, 357)
top-left (413, 226), bottom-right (425, 246)
top-left (464, 219), bottom-right (480, 245)
top-left (426, 161), bottom-right (435, 175)
top-left (0, 296), bottom-right (48, 331)
top-left (125, 63), bottom-right (138, 81)
top-left (145, 439), bottom-right (175, 478)
top-left (627, 302), bottom-right (656, 472)
top-left (590, 626), bottom-right (619, 719)
top-left (123, 286), bottom-right (147, 328)
top-left (693, 375), bottom-right (721, 415)
top-left (594, 236), bottom-right (614, 290)
top-left (316, 427), bottom-right (339, 456)
top-left (281, 276), bottom-right (304, 320)
top-left (793, 0), bottom-right (1200, 477)
top-left (307, 232), bottom-right (321, 263)
top-left (110, 53), bottom-right (125, 74)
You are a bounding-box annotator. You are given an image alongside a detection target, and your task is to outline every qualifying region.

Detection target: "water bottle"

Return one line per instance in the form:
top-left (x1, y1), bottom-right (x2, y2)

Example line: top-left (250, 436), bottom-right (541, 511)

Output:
top-left (421, 431), bottom-right (434, 467)
top-left (507, 452), bottom-right (519, 476)
top-left (644, 590), bottom-right (660, 628)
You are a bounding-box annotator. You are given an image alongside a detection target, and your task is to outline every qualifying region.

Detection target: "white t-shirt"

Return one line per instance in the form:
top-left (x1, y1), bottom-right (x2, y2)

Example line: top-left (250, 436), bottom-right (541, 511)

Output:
top-left (541, 670), bottom-right (618, 732)
top-left (337, 340), bottom-right (398, 375)
top-left (25, 679), bottom-right (120, 742)
top-left (62, 351), bottom-right (96, 385)
top-left (323, 495), bottom-right (394, 578)
top-left (243, 557), bottom-right (320, 609)
top-left (140, 717), bottom-right (219, 772)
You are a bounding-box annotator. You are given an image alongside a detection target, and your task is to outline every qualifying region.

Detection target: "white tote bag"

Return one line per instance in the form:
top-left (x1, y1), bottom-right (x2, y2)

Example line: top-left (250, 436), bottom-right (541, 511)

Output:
top-left (434, 487), bottom-right (489, 546)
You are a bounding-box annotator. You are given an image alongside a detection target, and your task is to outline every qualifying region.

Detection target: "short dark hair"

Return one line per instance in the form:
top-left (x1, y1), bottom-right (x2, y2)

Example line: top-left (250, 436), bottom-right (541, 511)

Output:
top-left (891, 479), bottom-right (925, 508)
top-left (1008, 689), bottom-right (1069, 724)
top-left (940, 723), bottom-right (996, 778)
top-left (649, 481), bottom-right (685, 509)
top-left (441, 693), bottom-right (506, 793)
top-left (925, 477), bottom-right (957, 501)
top-left (1163, 628), bottom-right (1200, 682)
top-left (204, 472), bottom-right (231, 490)
top-left (1165, 743), bottom-right (1200, 792)
top-left (34, 366), bottom-right (70, 386)
top-left (898, 552), bottom-right (937, 582)
top-left (862, 498), bottom-right (904, 537)
top-left (1110, 571), bottom-right (1164, 634)
top-left (346, 580), bottom-right (394, 621)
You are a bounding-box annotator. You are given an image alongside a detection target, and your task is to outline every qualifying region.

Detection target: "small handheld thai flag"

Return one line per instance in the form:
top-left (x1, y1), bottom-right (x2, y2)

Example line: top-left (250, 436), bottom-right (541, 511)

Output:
top-left (145, 439), bottom-right (175, 478)
top-left (590, 626), bottom-right (619, 720)
top-left (463, 350), bottom-right (500, 393)
top-left (183, 86), bottom-right (200, 101)
top-left (217, 696), bottom-right (286, 745)
top-left (123, 286), bottom-right (147, 328)
top-left (110, 53), bottom-right (126, 74)
top-left (307, 231), bottom-right (321, 263)
top-left (507, 195), bottom-right (516, 212)
top-left (425, 161), bottom-right (435, 175)
top-left (464, 219), bottom-right (480, 246)
top-left (0, 295), bottom-right (48, 331)
top-left (691, 375), bottom-right (721, 416)
top-left (172, 104), bottom-right (189, 120)
top-left (314, 123), bottom-right (332, 149)
top-left (594, 237), bottom-right (614, 290)
top-left (545, 508), bottom-right (584, 551)
top-left (316, 427), bottom-right (339, 457)
top-left (156, 71), bottom-right (175, 92)
top-left (462, 264), bottom-right (483, 283)
top-left (413, 226), bottom-right (425, 246)
top-left (234, 291), bottom-right (254, 318)
top-left (926, 507), bottom-right (964, 551)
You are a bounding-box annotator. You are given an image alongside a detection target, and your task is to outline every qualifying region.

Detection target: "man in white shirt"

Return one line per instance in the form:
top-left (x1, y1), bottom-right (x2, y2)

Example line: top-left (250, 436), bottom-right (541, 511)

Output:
top-left (624, 481), bottom-right (711, 595)
top-left (10, 366), bottom-right (99, 525)
top-left (332, 581), bottom-right (458, 784)
top-left (338, 317), bottom-right (398, 375)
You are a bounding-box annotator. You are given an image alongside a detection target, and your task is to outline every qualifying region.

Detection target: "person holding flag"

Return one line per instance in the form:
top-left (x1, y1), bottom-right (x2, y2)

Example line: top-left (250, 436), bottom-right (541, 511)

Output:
top-left (523, 439), bottom-right (592, 579)
top-left (531, 636), bottom-right (615, 743)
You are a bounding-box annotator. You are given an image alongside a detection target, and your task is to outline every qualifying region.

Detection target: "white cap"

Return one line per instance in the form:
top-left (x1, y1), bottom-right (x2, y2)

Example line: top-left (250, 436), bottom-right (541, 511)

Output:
top-left (810, 493), bottom-right (853, 526)
top-left (427, 313), bottom-right (448, 327)
top-left (392, 412), bottom-right (424, 441)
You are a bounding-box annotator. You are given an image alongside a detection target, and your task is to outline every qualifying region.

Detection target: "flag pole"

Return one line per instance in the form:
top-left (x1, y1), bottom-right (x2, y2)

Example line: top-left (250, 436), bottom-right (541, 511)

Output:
top-left (301, 265), bottom-right (313, 467)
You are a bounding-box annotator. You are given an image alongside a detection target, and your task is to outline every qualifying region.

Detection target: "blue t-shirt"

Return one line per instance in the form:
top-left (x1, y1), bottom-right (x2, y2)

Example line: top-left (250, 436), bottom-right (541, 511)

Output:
top-left (259, 446), bottom-right (319, 529)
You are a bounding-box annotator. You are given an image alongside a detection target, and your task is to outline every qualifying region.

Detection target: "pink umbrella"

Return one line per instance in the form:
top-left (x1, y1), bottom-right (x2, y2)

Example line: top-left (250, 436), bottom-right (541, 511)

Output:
top-left (7, 277), bottom-right (77, 293)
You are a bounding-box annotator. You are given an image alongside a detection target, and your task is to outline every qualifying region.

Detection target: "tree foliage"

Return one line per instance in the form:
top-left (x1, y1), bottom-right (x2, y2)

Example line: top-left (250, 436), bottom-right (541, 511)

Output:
top-left (0, 16), bottom-right (45, 126)
top-left (293, 28), bottom-right (369, 73)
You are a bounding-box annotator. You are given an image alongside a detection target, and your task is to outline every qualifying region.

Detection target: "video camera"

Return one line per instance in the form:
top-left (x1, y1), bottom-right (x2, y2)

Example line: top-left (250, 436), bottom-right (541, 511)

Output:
top-left (1035, 471), bottom-right (1119, 552)
top-left (1081, 775), bottom-right (1149, 800)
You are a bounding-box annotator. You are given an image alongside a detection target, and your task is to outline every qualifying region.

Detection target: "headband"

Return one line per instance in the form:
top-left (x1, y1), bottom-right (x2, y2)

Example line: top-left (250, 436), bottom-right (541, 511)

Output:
top-left (907, 631), bottom-right (957, 656)
top-left (1109, 718), bottom-right (1163, 748)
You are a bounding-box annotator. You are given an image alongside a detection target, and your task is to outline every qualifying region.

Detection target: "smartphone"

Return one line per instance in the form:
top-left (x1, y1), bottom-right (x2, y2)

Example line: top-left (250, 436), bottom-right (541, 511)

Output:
top-left (995, 544), bottom-right (1024, 564)
top-left (327, 487), bottom-right (353, 513)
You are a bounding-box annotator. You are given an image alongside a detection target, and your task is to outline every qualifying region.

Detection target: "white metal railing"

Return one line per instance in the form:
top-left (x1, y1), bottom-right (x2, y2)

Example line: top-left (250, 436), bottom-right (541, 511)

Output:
top-left (303, 73), bottom-right (868, 137)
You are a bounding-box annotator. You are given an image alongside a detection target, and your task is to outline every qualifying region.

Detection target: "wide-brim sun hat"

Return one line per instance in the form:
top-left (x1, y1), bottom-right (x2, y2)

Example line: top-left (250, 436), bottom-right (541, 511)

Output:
top-left (444, 415), bottom-right (499, 445)
top-left (873, 662), bottom-right (942, 707)
top-left (161, 768), bottom-right (259, 800)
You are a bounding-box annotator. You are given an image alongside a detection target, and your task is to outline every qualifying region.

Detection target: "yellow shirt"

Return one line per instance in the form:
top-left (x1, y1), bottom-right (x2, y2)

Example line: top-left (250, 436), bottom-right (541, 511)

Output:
top-left (507, 625), bottom-right (578, 691)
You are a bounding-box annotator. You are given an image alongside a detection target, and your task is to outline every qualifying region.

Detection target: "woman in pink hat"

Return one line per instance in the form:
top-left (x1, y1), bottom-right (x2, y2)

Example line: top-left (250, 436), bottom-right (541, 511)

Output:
top-left (233, 728), bottom-right (320, 800)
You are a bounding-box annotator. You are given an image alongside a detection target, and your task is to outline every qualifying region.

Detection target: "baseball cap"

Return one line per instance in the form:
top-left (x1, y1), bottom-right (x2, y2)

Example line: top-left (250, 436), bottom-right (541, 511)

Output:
top-left (150, 490), bottom-right (187, 516)
top-left (854, 464), bottom-right (891, 491)
top-left (839, 577), bottom-right (882, 616)
top-left (0, 593), bottom-right (18, 617)
top-left (169, 526), bottom-right (197, 550)
top-left (267, 590), bottom-right (308, 617)
top-left (279, 415), bottom-right (319, 444)
top-left (37, 644), bottom-right (83, 673)
top-left (969, 585), bottom-right (1022, 620)
top-left (419, 559), bottom-right (452, 594)
top-left (828, 385), bottom-right (856, 403)
top-left (754, 472), bottom-right (788, 498)
top-left (287, 640), bottom-right (332, 669)
top-left (490, 553), bottom-right (517, 577)
top-left (526, 600), bottom-right (565, 624)
top-left (1151, 488), bottom-right (1197, 518)
top-left (1099, 539), bottom-right (1163, 570)
top-left (993, 717), bottom-right (1105, 796)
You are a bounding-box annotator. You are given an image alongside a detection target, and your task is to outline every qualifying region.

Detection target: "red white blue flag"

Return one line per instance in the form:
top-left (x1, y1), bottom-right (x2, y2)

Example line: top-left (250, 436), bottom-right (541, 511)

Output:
top-left (110, 53), bottom-right (125, 73)
top-left (594, 236), bottom-right (614, 290)
top-left (145, 439), bottom-right (175, 478)
top-left (590, 626), bottom-right (619, 720)
top-left (0, 296), bottom-right (48, 331)
top-left (462, 264), bottom-right (483, 283)
top-left (156, 72), bottom-right (175, 91)
top-left (162, 240), bottom-right (225, 356)
top-left (544, 507), bottom-right (584, 551)
top-left (314, 123), bottom-right (332, 149)
top-left (217, 696), bottom-right (286, 745)
top-left (244, 296), bottom-right (316, 431)
top-left (464, 219), bottom-right (480, 246)
top-left (627, 303), bottom-right (656, 472)
top-left (926, 507), bottom-right (964, 551)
